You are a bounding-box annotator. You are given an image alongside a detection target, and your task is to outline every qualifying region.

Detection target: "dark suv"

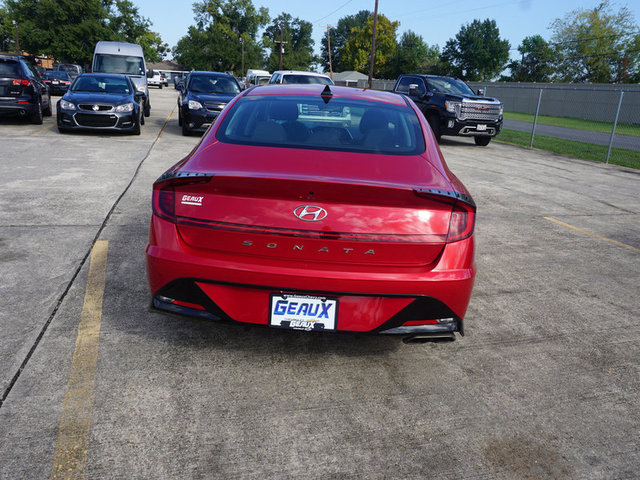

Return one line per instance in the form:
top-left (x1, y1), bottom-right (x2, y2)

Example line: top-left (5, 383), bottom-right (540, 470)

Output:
top-left (0, 56), bottom-right (52, 124)
top-left (394, 74), bottom-right (502, 146)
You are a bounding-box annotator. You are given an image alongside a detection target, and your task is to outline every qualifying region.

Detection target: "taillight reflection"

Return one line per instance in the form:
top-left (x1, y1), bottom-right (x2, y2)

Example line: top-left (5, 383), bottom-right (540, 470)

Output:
top-left (447, 205), bottom-right (475, 242)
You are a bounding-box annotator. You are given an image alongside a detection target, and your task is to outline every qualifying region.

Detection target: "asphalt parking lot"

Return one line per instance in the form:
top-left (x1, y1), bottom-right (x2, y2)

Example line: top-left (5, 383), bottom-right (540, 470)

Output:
top-left (1, 87), bottom-right (638, 479)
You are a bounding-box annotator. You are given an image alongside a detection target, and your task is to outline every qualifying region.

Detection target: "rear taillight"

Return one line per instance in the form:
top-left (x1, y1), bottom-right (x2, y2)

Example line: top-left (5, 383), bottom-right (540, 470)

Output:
top-left (152, 173), bottom-right (212, 222)
top-left (12, 79), bottom-right (30, 86)
top-left (447, 204), bottom-right (475, 242)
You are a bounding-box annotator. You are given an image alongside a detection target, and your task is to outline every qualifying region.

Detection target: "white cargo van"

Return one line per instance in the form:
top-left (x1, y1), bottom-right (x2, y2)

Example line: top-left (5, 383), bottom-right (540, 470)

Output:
top-left (92, 41), bottom-right (150, 117)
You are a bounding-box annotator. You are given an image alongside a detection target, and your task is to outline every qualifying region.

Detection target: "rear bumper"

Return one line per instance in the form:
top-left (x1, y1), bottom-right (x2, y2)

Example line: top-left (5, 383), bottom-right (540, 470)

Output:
top-left (146, 215), bottom-right (475, 334)
top-left (0, 98), bottom-right (38, 116)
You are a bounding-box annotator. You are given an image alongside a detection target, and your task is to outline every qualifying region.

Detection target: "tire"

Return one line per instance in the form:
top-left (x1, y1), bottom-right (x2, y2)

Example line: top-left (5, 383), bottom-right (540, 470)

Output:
top-left (57, 126), bottom-right (68, 134)
top-left (178, 110), bottom-right (182, 126)
top-left (144, 99), bottom-right (150, 117)
top-left (30, 100), bottom-right (43, 124)
top-left (140, 109), bottom-right (145, 125)
top-left (182, 121), bottom-right (190, 136)
top-left (43, 98), bottom-right (52, 117)
top-left (159, 84), bottom-right (163, 89)
top-left (474, 136), bottom-right (491, 146)
top-left (427, 114), bottom-right (441, 142)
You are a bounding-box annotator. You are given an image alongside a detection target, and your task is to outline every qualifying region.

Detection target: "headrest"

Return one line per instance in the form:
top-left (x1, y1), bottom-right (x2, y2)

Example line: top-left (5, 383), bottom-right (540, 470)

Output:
top-left (270, 102), bottom-right (299, 121)
top-left (359, 109), bottom-right (388, 134)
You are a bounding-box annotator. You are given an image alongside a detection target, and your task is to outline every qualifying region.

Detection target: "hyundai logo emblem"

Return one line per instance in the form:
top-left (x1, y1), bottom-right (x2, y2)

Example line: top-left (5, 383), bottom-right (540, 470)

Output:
top-left (92, 104), bottom-right (100, 111)
top-left (293, 205), bottom-right (327, 222)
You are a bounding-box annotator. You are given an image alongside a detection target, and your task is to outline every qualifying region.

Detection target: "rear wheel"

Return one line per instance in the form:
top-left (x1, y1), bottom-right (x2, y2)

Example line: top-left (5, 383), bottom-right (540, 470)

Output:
top-left (43, 98), bottom-right (52, 117)
top-left (178, 109), bottom-right (183, 126)
top-left (159, 84), bottom-right (163, 89)
top-left (30, 100), bottom-right (43, 124)
top-left (474, 136), bottom-right (491, 146)
top-left (427, 114), bottom-right (441, 142)
top-left (144, 99), bottom-right (150, 117)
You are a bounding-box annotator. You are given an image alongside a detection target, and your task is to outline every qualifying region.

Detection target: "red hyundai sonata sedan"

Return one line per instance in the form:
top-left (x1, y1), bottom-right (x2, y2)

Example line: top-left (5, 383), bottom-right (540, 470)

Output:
top-left (146, 85), bottom-right (476, 339)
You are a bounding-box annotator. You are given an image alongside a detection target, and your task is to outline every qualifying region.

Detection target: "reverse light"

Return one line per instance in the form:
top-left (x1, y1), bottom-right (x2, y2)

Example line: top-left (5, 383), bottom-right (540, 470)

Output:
top-left (60, 99), bottom-right (76, 110)
top-left (115, 102), bottom-right (134, 112)
top-left (189, 100), bottom-right (203, 110)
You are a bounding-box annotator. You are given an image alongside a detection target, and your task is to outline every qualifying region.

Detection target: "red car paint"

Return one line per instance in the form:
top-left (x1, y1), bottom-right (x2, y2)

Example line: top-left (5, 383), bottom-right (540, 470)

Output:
top-left (146, 85), bottom-right (476, 336)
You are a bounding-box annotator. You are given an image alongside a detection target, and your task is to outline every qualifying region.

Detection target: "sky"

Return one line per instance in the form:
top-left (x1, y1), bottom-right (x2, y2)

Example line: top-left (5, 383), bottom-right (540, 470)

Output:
top-left (134, 0), bottom-right (640, 68)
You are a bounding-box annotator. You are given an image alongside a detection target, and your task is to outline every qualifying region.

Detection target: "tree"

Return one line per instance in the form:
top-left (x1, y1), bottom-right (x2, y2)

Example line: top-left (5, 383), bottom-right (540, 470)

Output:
top-left (263, 13), bottom-right (316, 71)
top-left (440, 19), bottom-right (510, 81)
top-left (340, 12), bottom-right (399, 78)
top-left (3, 0), bottom-right (112, 64)
top-left (506, 35), bottom-right (554, 82)
top-left (107, 0), bottom-right (167, 62)
top-left (320, 10), bottom-right (370, 73)
top-left (391, 30), bottom-right (439, 78)
top-left (3, 0), bottom-right (167, 65)
top-left (173, 0), bottom-right (268, 74)
top-left (550, 0), bottom-right (640, 83)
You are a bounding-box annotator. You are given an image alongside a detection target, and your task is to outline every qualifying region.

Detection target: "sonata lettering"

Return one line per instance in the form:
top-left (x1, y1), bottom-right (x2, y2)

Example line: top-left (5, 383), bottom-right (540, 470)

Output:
top-left (241, 240), bottom-right (374, 255)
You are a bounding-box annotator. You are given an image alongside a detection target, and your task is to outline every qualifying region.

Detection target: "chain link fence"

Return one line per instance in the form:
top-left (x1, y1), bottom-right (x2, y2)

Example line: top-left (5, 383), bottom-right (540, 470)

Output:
top-left (469, 83), bottom-right (640, 169)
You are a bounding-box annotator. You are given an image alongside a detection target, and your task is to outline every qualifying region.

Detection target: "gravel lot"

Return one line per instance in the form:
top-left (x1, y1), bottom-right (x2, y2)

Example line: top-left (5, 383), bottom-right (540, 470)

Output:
top-left (0, 88), bottom-right (638, 479)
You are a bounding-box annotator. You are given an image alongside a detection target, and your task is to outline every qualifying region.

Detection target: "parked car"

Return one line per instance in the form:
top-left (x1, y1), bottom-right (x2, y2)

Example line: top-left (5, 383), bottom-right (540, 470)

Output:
top-left (0, 55), bottom-right (52, 124)
top-left (268, 70), bottom-right (333, 85)
top-left (393, 74), bottom-right (503, 146)
top-left (147, 69), bottom-right (163, 88)
top-left (42, 70), bottom-right (72, 95)
top-left (160, 72), bottom-right (168, 86)
top-left (57, 73), bottom-right (144, 135)
top-left (92, 41), bottom-right (150, 117)
top-left (177, 71), bottom-right (241, 136)
top-left (244, 69), bottom-right (271, 88)
top-left (56, 63), bottom-right (83, 80)
top-left (146, 84), bottom-right (476, 340)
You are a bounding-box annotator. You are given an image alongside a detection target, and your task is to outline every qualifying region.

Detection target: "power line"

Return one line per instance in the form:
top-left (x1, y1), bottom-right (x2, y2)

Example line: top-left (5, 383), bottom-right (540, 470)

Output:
top-left (314, 0), bottom-right (356, 23)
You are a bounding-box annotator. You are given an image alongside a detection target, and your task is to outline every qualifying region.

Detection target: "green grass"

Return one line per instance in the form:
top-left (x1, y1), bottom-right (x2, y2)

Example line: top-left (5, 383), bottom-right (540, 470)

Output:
top-left (495, 129), bottom-right (640, 169)
top-left (503, 111), bottom-right (640, 138)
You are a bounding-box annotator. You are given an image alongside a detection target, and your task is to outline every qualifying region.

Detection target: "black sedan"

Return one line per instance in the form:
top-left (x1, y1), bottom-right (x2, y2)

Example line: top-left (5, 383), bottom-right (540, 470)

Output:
top-left (42, 71), bottom-right (72, 95)
top-left (0, 55), bottom-right (52, 124)
top-left (178, 71), bottom-right (241, 136)
top-left (57, 73), bottom-right (144, 135)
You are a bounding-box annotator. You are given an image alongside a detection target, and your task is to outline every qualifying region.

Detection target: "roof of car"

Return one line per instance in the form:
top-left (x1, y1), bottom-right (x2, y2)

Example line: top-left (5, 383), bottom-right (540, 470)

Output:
top-left (76, 73), bottom-right (130, 79)
top-left (272, 70), bottom-right (331, 77)
top-left (244, 84), bottom-right (408, 106)
top-left (189, 71), bottom-right (234, 76)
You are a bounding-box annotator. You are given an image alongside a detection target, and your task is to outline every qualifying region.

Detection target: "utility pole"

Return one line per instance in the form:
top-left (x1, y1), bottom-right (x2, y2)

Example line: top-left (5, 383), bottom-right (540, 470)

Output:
top-left (12, 20), bottom-right (19, 54)
top-left (240, 37), bottom-right (245, 77)
top-left (367, 0), bottom-right (378, 89)
top-left (274, 24), bottom-right (288, 70)
top-left (320, 25), bottom-right (334, 80)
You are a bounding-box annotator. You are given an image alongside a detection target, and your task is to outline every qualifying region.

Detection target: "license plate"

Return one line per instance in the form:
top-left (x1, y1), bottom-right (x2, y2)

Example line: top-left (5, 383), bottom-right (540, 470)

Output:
top-left (269, 294), bottom-right (337, 331)
top-left (52, 81), bottom-right (59, 84)
top-left (477, 124), bottom-right (487, 131)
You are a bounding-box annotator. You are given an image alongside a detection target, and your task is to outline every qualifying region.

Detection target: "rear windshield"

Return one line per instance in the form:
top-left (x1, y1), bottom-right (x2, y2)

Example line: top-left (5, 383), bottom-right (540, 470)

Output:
top-left (58, 64), bottom-right (80, 74)
top-left (216, 95), bottom-right (425, 155)
top-left (0, 59), bottom-right (22, 77)
top-left (71, 75), bottom-right (132, 94)
top-left (44, 71), bottom-right (70, 80)
top-left (282, 74), bottom-right (332, 85)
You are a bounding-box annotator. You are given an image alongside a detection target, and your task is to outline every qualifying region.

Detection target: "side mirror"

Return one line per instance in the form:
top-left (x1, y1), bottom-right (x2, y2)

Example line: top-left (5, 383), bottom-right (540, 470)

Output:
top-left (476, 88), bottom-right (485, 96)
top-left (134, 91), bottom-right (145, 99)
top-left (408, 84), bottom-right (420, 97)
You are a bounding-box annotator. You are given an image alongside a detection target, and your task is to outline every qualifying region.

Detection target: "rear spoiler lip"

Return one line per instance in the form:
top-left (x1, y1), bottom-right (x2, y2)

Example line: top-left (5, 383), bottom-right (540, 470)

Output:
top-left (154, 171), bottom-right (212, 186)
top-left (413, 188), bottom-right (476, 209)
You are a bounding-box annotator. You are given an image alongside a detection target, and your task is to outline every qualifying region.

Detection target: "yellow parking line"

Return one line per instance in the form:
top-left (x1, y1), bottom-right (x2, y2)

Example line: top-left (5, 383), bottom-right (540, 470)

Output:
top-left (157, 109), bottom-right (174, 139)
top-left (31, 124), bottom-right (56, 136)
top-left (50, 241), bottom-right (108, 480)
top-left (544, 217), bottom-right (640, 253)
